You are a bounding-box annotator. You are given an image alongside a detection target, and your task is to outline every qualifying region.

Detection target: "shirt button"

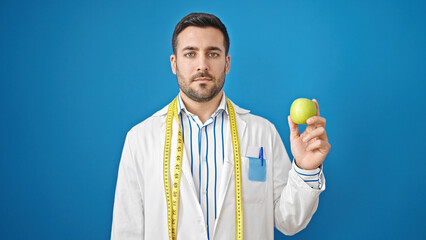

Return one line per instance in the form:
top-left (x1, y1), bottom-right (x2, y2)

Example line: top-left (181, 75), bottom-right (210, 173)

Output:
top-left (202, 190), bottom-right (207, 195)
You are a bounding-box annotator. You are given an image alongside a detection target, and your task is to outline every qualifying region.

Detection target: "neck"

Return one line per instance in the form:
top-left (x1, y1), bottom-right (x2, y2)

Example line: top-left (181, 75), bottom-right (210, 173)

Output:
top-left (179, 91), bottom-right (223, 124)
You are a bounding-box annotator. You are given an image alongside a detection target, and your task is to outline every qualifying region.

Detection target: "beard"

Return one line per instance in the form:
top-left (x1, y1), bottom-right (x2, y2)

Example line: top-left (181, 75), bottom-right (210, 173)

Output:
top-left (176, 66), bottom-right (226, 103)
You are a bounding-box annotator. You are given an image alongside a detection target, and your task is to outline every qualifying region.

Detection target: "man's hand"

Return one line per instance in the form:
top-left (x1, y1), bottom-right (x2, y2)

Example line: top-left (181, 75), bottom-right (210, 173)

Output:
top-left (287, 99), bottom-right (331, 170)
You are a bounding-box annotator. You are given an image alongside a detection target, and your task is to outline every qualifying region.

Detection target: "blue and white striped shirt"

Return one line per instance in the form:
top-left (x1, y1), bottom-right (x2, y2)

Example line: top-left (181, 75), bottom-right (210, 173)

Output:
top-left (176, 93), bottom-right (322, 240)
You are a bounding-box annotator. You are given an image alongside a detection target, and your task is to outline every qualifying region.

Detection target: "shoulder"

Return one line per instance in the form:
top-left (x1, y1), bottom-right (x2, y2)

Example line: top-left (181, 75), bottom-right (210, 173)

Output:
top-left (231, 100), bottom-right (277, 133)
top-left (244, 112), bottom-right (278, 136)
top-left (246, 113), bottom-right (275, 128)
top-left (126, 103), bottom-right (168, 140)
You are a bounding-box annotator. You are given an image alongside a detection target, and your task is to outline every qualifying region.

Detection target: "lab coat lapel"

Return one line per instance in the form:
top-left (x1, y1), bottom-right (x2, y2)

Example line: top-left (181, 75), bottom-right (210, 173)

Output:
top-left (167, 116), bottom-right (205, 228)
top-left (168, 116), bottom-right (199, 201)
top-left (157, 100), bottom-right (205, 237)
top-left (181, 135), bottom-right (198, 199)
top-left (213, 109), bottom-right (247, 238)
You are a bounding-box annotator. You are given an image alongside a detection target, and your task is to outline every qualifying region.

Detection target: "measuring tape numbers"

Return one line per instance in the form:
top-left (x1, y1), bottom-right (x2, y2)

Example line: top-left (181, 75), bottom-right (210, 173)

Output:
top-left (163, 98), bottom-right (184, 240)
top-left (163, 97), bottom-right (244, 240)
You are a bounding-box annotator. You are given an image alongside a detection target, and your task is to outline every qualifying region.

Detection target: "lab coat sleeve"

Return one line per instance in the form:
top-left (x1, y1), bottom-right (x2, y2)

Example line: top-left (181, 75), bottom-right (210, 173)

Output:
top-left (272, 126), bottom-right (325, 236)
top-left (111, 132), bottom-right (145, 240)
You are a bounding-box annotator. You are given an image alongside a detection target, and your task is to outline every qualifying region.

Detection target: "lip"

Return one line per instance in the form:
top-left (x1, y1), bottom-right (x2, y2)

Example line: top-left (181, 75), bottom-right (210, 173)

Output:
top-left (194, 78), bottom-right (211, 82)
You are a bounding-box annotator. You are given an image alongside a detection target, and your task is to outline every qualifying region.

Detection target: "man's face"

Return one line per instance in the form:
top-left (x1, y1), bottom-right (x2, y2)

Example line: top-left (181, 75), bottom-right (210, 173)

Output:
top-left (170, 26), bottom-right (231, 102)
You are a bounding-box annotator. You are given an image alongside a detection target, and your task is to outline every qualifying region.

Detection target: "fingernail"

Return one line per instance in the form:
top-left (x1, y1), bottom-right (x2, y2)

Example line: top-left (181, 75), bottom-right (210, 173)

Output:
top-left (303, 137), bottom-right (307, 142)
top-left (307, 119), bottom-right (312, 124)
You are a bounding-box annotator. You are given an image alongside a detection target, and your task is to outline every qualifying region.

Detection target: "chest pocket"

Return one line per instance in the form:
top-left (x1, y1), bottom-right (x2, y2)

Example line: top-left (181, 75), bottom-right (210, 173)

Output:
top-left (241, 146), bottom-right (267, 204)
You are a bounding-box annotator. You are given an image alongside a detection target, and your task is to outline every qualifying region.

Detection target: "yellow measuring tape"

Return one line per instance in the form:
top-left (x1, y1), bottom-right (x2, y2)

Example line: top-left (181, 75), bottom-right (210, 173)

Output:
top-left (163, 97), bottom-right (243, 240)
top-left (227, 99), bottom-right (244, 240)
top-left (163, 98), bottom-right (184, 240)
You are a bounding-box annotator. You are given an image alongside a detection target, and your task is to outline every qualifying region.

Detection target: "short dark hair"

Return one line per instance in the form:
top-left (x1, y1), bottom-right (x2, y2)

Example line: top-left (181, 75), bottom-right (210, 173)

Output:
top-left (172, 12), bottom-right (230, 55)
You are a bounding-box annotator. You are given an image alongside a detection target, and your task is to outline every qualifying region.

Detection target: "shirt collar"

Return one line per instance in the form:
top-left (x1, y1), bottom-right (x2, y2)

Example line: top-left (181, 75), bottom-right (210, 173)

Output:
top-left (152, 93), bottom-right (250, 117)
top-left (177, 92), bottom-right (229, 117)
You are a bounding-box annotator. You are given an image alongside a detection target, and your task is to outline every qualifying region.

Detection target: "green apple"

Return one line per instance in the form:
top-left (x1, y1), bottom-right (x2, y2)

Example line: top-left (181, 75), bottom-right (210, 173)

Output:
top-left (290, 98), bottom-right (317, 124)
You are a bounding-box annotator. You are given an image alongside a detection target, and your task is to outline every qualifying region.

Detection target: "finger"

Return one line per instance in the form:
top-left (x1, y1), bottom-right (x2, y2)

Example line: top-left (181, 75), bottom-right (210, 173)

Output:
top-left (303, 116), bottom-right (326, 137)
top-left (288, 115), bottom-right (299, 140)
top-left (306, 139), bottom-right (329, 152)
top-left (312, 99), bottom-right (320, 116)
top-left (302, 127), bottom-right (327, 143)
top-left (306, 116), bottom-right (326, 127)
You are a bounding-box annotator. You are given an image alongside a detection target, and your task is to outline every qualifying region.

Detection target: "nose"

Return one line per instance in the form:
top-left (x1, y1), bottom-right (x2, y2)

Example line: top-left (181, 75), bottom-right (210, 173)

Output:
top-left (197, 55), bottom-right (209, 72)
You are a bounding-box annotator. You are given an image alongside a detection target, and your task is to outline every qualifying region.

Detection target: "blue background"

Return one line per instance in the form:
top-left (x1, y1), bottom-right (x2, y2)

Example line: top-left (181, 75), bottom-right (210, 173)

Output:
top-left (1, 0), bottom-right (425, 239)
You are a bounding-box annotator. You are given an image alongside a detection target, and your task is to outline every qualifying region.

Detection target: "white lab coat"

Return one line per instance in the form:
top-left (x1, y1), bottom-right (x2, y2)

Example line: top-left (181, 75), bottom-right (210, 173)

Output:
top-left (111, 99), bottom-right (325, 240)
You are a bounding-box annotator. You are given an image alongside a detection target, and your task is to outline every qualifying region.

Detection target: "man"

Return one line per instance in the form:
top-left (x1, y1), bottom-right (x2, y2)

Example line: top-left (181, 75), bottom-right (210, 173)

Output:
top-left (111, 13), bottom-right (330, 240)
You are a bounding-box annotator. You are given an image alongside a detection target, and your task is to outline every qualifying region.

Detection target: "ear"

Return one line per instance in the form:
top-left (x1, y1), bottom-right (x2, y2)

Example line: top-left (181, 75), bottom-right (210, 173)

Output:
top-left (225, 54), bottom-right (231, 74)
top-left (170, 54), bottom-right (177, 75)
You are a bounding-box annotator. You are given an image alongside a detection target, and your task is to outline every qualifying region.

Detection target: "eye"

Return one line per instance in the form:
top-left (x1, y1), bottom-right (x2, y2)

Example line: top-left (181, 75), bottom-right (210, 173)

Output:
top-left (184, 52), bottom-right (195, 57)
top-left (209, 52), bottom-right (219, 57)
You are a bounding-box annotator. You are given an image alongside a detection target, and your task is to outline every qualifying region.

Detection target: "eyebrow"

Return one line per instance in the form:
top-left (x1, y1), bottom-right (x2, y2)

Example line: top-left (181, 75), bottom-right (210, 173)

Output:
top-left (182, 46), bottom-right (223, 52)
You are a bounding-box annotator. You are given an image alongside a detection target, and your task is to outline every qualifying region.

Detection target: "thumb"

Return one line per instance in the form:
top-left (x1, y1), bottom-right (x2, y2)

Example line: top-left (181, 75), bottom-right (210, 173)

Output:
top-left (288, 115), bottom-right (299, 140)
top-left (312, 98), bottom-right (320, 116)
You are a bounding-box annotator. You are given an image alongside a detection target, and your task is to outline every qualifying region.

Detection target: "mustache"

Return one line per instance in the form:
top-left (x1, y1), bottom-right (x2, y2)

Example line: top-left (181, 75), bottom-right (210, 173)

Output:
top-left (191, 72), bottom-right (214, 81)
